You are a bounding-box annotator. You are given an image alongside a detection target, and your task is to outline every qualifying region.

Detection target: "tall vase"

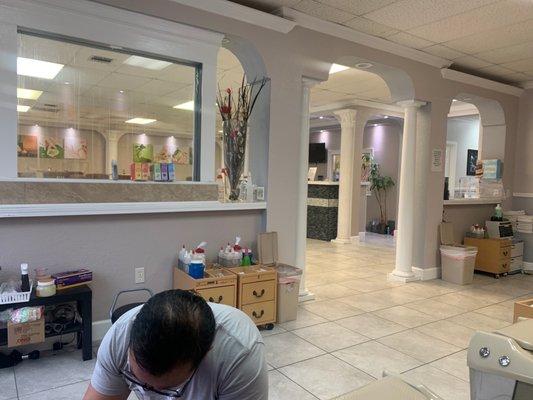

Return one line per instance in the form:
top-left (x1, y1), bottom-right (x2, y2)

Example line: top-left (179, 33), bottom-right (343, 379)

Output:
top-left (223, 119), bottom-right (247, 201)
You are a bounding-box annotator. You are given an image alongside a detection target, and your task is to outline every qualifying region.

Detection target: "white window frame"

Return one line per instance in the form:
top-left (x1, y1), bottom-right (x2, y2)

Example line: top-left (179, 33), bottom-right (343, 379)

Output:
top-left (0, 0), bottom-right (223, 182)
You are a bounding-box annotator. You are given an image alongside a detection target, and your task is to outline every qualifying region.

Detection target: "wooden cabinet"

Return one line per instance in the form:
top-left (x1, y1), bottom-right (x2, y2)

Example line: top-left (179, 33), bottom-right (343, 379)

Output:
top-left (227, 266), bottom-right (277, 326)
top-left (464, 237), bottom-right (512, 277)
top-left (173, 267), bottom-right (237, 307)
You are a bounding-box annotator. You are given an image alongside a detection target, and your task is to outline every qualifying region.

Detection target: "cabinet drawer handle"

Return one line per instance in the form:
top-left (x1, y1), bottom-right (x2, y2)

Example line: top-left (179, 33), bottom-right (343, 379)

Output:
top-left (252, 310), bottom-right (265, 319)
top-left (503, 251), bottom-right (509, 257)
top-left (253, 289), bottom-right (265, 298)
top-left (209, 295), bottom-right (223, 303)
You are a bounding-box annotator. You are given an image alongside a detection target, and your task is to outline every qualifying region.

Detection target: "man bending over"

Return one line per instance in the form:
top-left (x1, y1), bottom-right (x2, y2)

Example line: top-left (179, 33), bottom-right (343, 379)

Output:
top-left (84, 290), bottom-right (268, 399)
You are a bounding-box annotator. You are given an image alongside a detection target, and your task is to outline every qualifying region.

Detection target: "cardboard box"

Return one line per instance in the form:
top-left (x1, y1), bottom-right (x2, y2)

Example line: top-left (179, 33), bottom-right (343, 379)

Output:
top-left (514, 298), bottom-right (533, 323)
top-left (8, 318), bottom-right (45, 348)
top-left (130, 163), bottom-right (142, 181)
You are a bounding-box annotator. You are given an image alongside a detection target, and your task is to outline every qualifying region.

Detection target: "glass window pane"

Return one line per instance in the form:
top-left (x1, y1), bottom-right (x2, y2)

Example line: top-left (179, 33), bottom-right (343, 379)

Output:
top-left (16, 32), bottom-right (198, 181)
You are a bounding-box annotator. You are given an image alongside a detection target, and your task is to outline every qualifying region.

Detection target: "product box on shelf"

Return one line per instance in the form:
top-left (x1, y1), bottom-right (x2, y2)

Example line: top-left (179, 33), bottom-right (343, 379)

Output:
top-left (130, 163), bottom-right (143, 181)
top-left (141, 163), bottom-right (151, 181)
top-left (168, 163), bottom-right (175, 181)
top-left (8, 318), bottom-right (45, 347)
top-left (151, 163), bottom-right (162, 181)
top-left (52, 269), bottom-right (93, 290)
top-left (161, 163), bottom-right (168, 181)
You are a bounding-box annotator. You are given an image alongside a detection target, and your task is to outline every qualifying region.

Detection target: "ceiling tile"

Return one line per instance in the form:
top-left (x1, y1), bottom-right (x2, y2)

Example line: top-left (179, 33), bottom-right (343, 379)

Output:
top-left (315, 0), bottom-right (398, 15)
top-left (500, 58), bottom-right (533, 74)
top-left (475, 42), bottom-right (533, 64)
top-left (343, 16), bottom-right (399, 37)
top-left (294, 0), bottom-right (356, 23)
top-left (363, 0), bottom-right (498, 31)
top-left (443, 19), bottom-right (533, 55)
top-left (386, 32), bottom-right (435, 49)
top-left (231, 0), bottom-right (300, 12)
top-left (451, 56), bottom-right (493, 70)
top-left (421, 44), bottom-right (465, 60)
top-left (71, 47), bottom-right (129, 72)
top-left (18, 34), bottom-right (78, 66)
top-left (135, 79), bottom-right (190, 96)
top-left (499, 72), bottom-right (531, 83)
top-left (97, 73), bottom-right (152, 90)
top-left (477, 64), bottom-right (516, 80)
top-left (157, 64), bottom-right (196, 84)
top-left (408, 1), bottom-right (533, 43)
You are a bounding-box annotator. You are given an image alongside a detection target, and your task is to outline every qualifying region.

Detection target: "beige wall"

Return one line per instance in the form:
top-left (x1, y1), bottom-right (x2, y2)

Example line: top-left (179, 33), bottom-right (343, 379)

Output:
top-left (0, 210), bottom-right (264, 320)
top-left (514, 89), bottom-right (533, 193)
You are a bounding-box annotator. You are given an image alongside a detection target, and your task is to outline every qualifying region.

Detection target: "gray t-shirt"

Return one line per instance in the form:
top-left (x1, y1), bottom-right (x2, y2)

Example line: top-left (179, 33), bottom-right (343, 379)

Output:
top-left (91, 303), bottom-right (268, 399)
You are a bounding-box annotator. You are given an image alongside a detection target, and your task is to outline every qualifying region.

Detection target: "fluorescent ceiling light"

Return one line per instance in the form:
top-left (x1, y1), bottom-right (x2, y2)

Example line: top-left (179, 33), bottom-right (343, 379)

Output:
top-left (329, 63), bottom-right (350, 74)
top-left (354, 62), bottom-right (373, 69)
top-left (17, 105), bottom-right (30, 112)
top-left (125, 118), bottom-right (157, 125)
top-left (173, 100), bottom-right (194, 111)
top-left (17, 88), bottom-right (43, 100)
top-left (123, 55), bottom-right (172, 70)
top-left (17, 57), bottom-right (64, 79)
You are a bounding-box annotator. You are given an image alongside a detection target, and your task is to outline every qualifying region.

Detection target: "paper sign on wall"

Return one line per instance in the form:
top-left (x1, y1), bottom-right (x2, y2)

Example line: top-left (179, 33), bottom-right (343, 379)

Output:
top-left (431, 148), bottom-right (443, 172)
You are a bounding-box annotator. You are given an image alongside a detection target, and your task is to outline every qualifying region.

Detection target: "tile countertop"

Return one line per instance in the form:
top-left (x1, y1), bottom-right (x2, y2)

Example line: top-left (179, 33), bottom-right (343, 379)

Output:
top-left (308, 181), bottom-right (339, 186)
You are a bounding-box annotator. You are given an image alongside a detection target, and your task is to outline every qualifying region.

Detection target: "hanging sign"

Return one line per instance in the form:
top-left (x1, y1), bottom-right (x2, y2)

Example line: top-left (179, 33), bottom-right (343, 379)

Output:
top-left (431, 148), bottom-right (443, 172)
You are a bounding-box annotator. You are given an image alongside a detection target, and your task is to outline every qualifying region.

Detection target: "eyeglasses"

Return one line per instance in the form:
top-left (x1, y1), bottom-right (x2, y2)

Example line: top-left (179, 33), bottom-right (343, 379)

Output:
top-left (121, 368), bottom-right (195, 398)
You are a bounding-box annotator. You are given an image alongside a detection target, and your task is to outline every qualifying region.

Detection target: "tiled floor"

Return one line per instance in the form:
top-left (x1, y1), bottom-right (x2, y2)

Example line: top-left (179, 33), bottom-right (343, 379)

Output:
top-left (1, 235), bottom-right (532, 399)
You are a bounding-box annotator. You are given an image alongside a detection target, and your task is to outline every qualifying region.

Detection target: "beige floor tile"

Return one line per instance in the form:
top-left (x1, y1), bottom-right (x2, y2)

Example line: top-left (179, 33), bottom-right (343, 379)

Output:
top-left (430, 350), bottom-right (469, 382)
top-left (302, 299), bottom-right (365, 320)
top-left (333, 341), bottom-right (422, 378)
top-left (404, 298), bottom-right (468, 319)
top-left (415, 320), bottom-right (476, 348)
top-left (378, 330), bottom-right (461, 363)
top-left (338, 278), bottom-right (395, 292)
top-left (337, 313), bottom-right (408, 339)
top-left (293, 322), bottom-right (369, 352)
top-left (447, 312), bottom-right (511, 331)
top-left (260, 324), bottom-right (286, 337)
top-left (474, 303), bottom-right (515, 323)
top-left (263, 332), bottom-right (325, 368)
top-left (308, 283), bottom-right (360, 300)
top-left (0, 368), bottom-right (17, 400)
top-left (458, 287), bottom-right (513, 304)
top-left (402, 365), bottom-right (470, 400)
top-left (432, 292), bottom-right (487, 310)
top-left (279, 354), bottom-right (374, 400)
top-left (279, 308), bottom-right (327, 331)
top-left (268, 370), bottom-right (317, 400)
top-left (337, 292), bottom-right (398, 311)
top-left (374, 305), bottom-right (439, 328)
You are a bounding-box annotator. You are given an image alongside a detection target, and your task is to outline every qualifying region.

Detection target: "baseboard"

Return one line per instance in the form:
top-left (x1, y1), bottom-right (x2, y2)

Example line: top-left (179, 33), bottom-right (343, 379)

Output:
top-left (524, 261), bottom-right (533, 274)
top-left (331, 238), bottom-right (352, 244)
top-left (93, 319), bottom-right (112, 342)
top-left (350, 234), bottom-right (363, 243)
top-left (412, 267), bottom-right (440, 281)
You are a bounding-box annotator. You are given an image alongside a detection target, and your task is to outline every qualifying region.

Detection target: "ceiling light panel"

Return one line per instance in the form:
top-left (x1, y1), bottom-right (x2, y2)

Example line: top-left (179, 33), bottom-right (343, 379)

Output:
top-left (17, 57), bottom-right (64, 79)
top-left (123, 55), bottom-right (172, 71)
top-left (17, 105), bottom-right (30, 112)
top-left (125, 118), bottom-right (157, 125)
top-left (173, 100), bottom-right (195, 111)
top-left (329, 64), bottom-right (350, 74)
top-left (17, 88), bottom-right (43, 100)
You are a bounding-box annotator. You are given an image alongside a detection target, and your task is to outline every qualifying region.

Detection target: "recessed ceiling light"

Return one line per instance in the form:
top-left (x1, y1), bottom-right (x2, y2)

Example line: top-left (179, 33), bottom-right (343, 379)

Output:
top-left (17, 57), bottom-right (64, 79)
top-left (17, 88), bottom-right (43, 100)
top-left (452, 99), bottom-right (458, 102)
top-left (123, 55), bottom-right (172, 70)
top-left (329, 63), bottom-right (350, 74)
top-left (319, 116), bottom-right (324, 119)
top-left (17, 105), bottom-right (30, 112)
top-left (125, 118), bottom-right (157, 125)
top-left (119, 90), bottom-right (124, 94)
top-left (173, 100), bottom-right (194, 111)
top-left (354, 62), bottom-right (373, 69)
top-left (218, 130), bottom-right (223, 133)
top-left (384, 116), bottom-right (389, 119)
top-left (65, 81), bottom-right (70, 85)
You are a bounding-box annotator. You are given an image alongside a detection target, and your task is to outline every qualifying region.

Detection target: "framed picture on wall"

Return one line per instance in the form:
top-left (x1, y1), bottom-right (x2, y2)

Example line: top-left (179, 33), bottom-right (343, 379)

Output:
top-left (361, 148), bottom-right (374, 182)
top-left (467, 149), bottom-right (478, 176)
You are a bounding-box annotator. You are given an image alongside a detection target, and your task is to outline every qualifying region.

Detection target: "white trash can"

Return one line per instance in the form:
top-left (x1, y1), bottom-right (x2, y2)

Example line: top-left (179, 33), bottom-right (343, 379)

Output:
top-left (274, 265), bottom-right (302, 323)
top-left (440, 245), bottom-right (478, 285)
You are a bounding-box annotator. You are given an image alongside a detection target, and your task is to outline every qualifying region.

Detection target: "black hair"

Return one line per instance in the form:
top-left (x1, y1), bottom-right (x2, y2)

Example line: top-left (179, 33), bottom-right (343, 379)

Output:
top-left (129, 289), bottom-right (216, 376)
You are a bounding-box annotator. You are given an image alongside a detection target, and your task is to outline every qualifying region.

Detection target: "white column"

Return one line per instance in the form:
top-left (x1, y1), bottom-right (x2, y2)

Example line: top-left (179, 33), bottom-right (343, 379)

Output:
top-left (295, 77), bottom-right (321, 302)
top-left (105, 131), bottom-right (122, 176)
top-left (332, 109), bottom-right (360, 244)
top-left (390, 100), bottom-right (426, 282)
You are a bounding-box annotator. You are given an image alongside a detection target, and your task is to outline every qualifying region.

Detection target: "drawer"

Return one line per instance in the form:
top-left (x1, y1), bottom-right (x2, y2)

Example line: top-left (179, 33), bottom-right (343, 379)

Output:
top-left (499, 260), bottom-right (510, 273)
top-left (241, 280), bottom-right (276, 305)
top-left (511, 242), bottom-right (524, 258)
top-left (499, 247), bottom-right (511, 259)
top-left (510, 256), bottom-right (523, 271)
top-left (242, 301), bottom-right (275, 325)
top-left (196, 285), bottom-right (235, 307)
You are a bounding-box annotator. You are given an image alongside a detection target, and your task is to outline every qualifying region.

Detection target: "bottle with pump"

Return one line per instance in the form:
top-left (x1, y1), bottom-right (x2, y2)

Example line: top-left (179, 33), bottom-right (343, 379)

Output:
top-left (20, 263), bottom-right (31, 292)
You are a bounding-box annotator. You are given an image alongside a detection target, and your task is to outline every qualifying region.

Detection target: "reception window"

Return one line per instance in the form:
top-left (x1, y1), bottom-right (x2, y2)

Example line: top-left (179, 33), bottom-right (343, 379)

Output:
top-left (16, 32), bottom-right (200, 181)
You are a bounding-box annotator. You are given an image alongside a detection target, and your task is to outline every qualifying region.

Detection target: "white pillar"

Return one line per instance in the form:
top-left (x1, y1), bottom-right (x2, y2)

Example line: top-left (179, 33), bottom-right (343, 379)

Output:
top-left (332, 109), bottom-right (367, 244)
top-left (295, 77), bottom-right (321, 302)
top-left (105, 131), bottom-right (122, 176)
top-left (390, 100), bottom-right (426, 282)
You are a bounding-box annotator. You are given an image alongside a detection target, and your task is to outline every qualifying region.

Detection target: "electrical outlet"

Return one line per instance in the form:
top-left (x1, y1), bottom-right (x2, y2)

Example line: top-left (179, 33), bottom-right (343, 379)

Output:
top-left (135, 267), bottom-right (145, 284)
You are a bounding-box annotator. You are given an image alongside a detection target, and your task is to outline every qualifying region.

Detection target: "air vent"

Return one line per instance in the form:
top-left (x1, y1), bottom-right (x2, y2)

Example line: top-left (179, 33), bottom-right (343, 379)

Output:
top-left (89, 55), bottom-right (113, 64)
top-left (33, 104), bottom-right (60, 113)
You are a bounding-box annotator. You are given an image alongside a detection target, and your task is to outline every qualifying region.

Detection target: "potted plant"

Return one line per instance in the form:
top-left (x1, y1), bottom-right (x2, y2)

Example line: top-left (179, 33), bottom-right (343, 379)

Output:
top-left (369, 163), bottom-right (395, 234)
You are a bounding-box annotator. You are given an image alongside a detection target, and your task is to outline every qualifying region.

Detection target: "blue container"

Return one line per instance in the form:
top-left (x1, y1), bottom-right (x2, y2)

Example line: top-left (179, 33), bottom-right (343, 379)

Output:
top-left (188, 260), bottom-right (205, 279)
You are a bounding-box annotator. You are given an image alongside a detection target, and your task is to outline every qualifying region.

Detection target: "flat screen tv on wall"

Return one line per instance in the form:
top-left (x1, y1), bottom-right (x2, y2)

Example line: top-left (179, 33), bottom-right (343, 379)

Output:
top-left (309, 143), bottom-right (327, 163)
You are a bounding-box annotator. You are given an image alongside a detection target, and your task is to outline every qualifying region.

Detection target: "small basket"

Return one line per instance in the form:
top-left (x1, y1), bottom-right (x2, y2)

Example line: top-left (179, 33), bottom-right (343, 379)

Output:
top-left (0, 283), bottom-right (32, 305)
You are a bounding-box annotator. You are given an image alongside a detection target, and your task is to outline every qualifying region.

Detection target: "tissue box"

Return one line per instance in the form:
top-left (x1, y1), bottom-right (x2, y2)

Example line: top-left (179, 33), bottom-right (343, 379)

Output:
top-left (483, 159), bottom-right (502, 179)
top-left (8, 318), bottom-right (44, 348)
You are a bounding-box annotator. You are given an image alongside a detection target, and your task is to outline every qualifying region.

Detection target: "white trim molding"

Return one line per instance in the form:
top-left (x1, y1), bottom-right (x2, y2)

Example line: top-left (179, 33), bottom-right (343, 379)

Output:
top-left (170, 0), bottom-right (296, 33)
top-left (0, 201), bottom-right (267, 218)
top-left (413, 266), bottom-right (440, 281)
top-left (281, 7), bottom-right (451, 69)
top-left (514, 193), bottom-right (533, 198)
top-left (93, 319), bottom-right (112, 343)
top-left (311, 98), bottom-right (404, 116)
top-left (441, 69), bottom-right (524, 97)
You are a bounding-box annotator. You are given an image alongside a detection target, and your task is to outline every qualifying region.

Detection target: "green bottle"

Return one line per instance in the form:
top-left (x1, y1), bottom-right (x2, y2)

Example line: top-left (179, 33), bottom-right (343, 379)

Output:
top-left (241, 249), bottom-right (251, 267)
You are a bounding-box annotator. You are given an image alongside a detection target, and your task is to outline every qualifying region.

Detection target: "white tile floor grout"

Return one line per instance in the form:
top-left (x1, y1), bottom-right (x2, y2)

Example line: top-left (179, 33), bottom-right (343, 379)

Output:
top-left (1, 234), bottom-right (531, 399)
